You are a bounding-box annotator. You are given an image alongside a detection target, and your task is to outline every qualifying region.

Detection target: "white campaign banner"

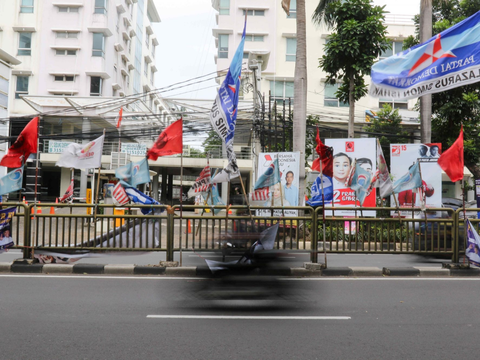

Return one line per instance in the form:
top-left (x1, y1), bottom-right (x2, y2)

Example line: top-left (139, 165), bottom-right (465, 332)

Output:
top-left (255, 152), bottom-right (300, 217)
top-left (390, 143), bottom-right (442, 216)
top-left (325, 138), bottom-right (377, 216)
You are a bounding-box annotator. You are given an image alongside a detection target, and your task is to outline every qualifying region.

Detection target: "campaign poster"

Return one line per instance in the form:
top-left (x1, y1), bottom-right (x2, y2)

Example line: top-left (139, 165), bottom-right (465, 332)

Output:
top-left (256, 152), bottom-right (300, 217)
top-left (0, 207), bottom-right (16, 254)
top-left (324, 138), bottom-right (377, 216)
top-left (390, 143), bottom-right (442, 215)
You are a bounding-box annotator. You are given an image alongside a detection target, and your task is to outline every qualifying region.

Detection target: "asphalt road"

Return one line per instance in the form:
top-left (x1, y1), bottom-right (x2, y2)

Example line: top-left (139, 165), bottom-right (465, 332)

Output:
top-left (1, 275), bottom-right (479, 359)
top-left (0, 249), bottom-right (451, 268)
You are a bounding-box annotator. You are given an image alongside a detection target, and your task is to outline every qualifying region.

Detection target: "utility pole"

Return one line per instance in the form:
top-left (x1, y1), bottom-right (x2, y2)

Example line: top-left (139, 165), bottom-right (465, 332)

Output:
top-left (249, 58), bottom-right (263, 186)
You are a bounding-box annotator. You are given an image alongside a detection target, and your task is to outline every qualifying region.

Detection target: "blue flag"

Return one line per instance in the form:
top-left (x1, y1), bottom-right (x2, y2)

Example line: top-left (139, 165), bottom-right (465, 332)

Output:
top-left (307, 174), bottom-right (333, 207)
top-left (254, 159), bottom-right (280, 190)
top-left (370, 11), bottom-right (480, 100)
top-left (393, 161), bottom-right (423, 194)
top-left (0, 167), bottom-right (23, 196)
top-left (206, 183), bottom-right (225, 215)
top-left (349, 163), bottom-right (373, 206)
top-left (210, 19), bottom-right (247, 180)
top-left (115, 158), bottom-right (150, 187)
top-left (124, 187), bottom-right (161, 215)
top-left (466, 219), bottom-right (480, 267)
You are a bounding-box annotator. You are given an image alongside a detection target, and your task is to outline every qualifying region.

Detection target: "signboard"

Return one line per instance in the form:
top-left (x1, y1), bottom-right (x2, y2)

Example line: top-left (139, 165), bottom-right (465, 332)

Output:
top-left (121, 143), bottom-right (147, 156)
top-left (256, 152), bottom-right (300, 217)
top-left (390, 143), bottom-right (442, 215)
top-left (0, 207), bottom-right (16, 254)
top-left (48, 141), bottom-right (70, 154)
top-left (86, 188), bottom-right (92, 215)
top-left (325, 138), bottom-right (377, 216)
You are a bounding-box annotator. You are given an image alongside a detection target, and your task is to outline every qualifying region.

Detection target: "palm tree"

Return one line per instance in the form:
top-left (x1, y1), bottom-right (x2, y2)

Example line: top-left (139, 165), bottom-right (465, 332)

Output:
top-left (312, 0), bottom-right (336, 27)
top-left (293, 0), bottom-right (307, 206)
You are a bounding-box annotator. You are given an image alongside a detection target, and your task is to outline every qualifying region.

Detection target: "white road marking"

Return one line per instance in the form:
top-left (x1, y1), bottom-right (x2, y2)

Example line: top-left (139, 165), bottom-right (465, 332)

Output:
top-left (146, 315), bottom-right (351, 320)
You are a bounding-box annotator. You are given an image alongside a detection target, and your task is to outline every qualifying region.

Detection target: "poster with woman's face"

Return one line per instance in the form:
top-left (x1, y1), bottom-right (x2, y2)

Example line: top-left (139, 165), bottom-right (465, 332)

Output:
top-left (325, 138), bottom-right (377, 216)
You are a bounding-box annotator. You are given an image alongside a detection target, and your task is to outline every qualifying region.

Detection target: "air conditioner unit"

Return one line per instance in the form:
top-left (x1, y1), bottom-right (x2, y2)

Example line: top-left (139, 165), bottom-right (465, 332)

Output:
top-left (111, 152), bottom-right (130, 169)
top-left (182, 145), bottom-right (190, 156)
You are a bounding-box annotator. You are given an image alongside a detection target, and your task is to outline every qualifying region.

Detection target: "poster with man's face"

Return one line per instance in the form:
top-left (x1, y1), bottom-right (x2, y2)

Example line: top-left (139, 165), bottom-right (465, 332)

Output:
top-left (390, 143), bottom-right (442, 214)
top-left (325, 138), bottom-right (377, 216)
top-left (0, 207), bottom-right (16, 253)
top-left (256, 152), bottom-right (300, 216)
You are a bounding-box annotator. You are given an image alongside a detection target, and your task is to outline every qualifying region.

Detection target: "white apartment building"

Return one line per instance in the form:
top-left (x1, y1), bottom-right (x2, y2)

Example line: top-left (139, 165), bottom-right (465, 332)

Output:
top-left (211, 0), bottom-right (418, 126)
top-left (0, 0), bottom-right (162, 113)
top-left (0, 0), bottom-right (183, 201)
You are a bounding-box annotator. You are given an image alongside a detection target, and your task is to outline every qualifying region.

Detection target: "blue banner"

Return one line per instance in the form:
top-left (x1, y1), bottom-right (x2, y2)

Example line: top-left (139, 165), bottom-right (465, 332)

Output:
top-left (0, 207), bottom-right (16, 253)
top-left (349, 163), bottom-right (373, 206)
top-left (0, 167), bottom-right (23, 196)
top-left (466, 219), bottom-right (480, 267)
top-left (370, 11), bottom-right (480, 100)
top-left (307, 174), bottom-right (333, 207)
top-left (124, 187), bottom-right (161, 215)
top-left (393, 161), bottom-right (423, 194)
top-left (254, 159), bottom-right (280, 190)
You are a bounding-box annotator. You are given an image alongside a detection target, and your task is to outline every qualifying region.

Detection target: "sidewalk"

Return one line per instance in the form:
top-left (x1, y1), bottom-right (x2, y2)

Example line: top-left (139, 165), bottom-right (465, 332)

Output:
top-left (1, 259), bottom-right (477, 277)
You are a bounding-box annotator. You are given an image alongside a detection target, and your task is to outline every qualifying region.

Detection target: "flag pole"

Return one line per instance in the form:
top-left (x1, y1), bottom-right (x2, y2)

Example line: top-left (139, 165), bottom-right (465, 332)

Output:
top-left (93, 129), bottom-right (106, 223)
top-left (70, 168), bottom-right (74, 215)
top-left (319, 150), bottom-right (327, 267)
top-left (195, 155), bottom-right (211, 236)
top-left (417, 160), bottom-right (428, 231)
top-left (180, 146), bottom-right (183, 266)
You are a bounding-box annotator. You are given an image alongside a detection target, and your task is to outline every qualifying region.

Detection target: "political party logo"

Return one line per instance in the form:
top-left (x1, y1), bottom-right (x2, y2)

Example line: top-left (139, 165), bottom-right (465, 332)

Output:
top-left (345, 141), bottom-right (354, 152)
top-left (132, 164), bottom-right (140, 176)
top-left (8, 168), bottom-right (22, 181)
top-left (356, 174), bottom-right (368, 188)
top-left (408, 34), bottom-right (456, 76)
top-left (263, 154), bottom-right (273, 167)
top-left (391, 146), bottom-right (401, 156)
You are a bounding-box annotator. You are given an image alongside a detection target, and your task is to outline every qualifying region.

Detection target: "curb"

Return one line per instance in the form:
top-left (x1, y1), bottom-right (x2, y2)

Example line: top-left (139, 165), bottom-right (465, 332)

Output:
top-left (0, 262), bottom-right (479, 277)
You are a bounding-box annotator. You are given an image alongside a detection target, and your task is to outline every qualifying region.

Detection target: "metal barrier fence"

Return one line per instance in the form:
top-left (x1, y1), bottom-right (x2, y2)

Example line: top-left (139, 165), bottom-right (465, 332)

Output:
top-left (4, 202), bottom-right (478, 263)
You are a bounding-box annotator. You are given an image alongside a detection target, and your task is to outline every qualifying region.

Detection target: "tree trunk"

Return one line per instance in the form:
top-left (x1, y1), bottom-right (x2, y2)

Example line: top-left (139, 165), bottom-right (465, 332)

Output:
top-left (293, 0), bottom-right (307, 205)
top-left (420, 0), bottom-right (432, 143)
top-left (348, 74), bottom-right (355, 138)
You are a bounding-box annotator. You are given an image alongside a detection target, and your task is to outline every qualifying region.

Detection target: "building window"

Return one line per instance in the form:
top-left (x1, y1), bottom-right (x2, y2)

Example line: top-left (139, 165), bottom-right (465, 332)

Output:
top-left (379, 99), bottom-right (408, 110)
top-left (94, 0), bottom-right (107, 14)
top-left (144, 59), bottom-right (148, 76)
top-left (152, 44), bottom-right (156, 59)
top-left (286, 38), bottom-right (296, 62)
top-left (58, 6), bottom-right (78, 12)
top-left (20, 0), bottom-right (34, 13)
top-left (145, 33), bottom-right (150, 48)
top-left (92, 33), bottom-right (105, 57)
top-left (380, 40), bottom-right (404, 60)
top-left (90, 77), bottom-right (102, 96)
top-left (245, 35), bottom-right (264, 42)
top-left (15, 76), bottom-right (29, 99)
top-left (218, 34), bottom-right (229, 59)
top-left (0, 77), bottom-right (8, 108)
top-left (18, 32), bottom-right (32, 56)
top-left (324, 83), bottom-right (349, 107)
top-left (56, 31), bottom-right (78, 39)
top-left (219, 0), bottom-right (229, 15)
top-left (288, 0), bottom-right (296, 18)
top-left (270, 81), bottom-right (294, 105)
top-left (243, 9), bottom-right (264, 16)
top-left (55, 49), bottom-right (77, 55)
top-left (54, 75), bottom-right (75, 82)
top-left (243, 52), bottom-right (249, 59)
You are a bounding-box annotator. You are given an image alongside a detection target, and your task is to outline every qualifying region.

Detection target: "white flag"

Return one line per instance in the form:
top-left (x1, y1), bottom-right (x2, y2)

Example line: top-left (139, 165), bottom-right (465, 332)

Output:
top-left (55, 135), bottom-right (105, 170)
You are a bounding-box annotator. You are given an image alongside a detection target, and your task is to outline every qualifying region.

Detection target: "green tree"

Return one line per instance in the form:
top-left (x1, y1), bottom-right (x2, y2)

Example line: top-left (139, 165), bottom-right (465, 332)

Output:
top-left (363, 104), bottom-right (411, 168)
top-left (404, 0), bottom-right (480, 178)
top-left (319, 0), bottom-right (390, 138)
top-left (202, 130), bottom-right (222, 158)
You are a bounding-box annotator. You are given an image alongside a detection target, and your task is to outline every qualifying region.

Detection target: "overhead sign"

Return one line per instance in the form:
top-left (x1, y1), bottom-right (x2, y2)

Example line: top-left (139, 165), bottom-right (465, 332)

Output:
top-left (121, 143), bottom-right (147, 156)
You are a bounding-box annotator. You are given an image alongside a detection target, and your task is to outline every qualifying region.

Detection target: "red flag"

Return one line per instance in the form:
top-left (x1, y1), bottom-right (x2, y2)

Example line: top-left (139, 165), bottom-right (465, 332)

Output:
top-left (116, 108), bottom-right (123, 128)
top-left (146, 119), bottom-right (183, 160)
top-left (112, 182), bottom-right (129, 206)
top-left (60, 178), bottom-right (74, 203)
top-left (311, 127), bottom-right (333, 177)
top-left (0, 117), bottom-right (38, 168)
top-left (437, 125), bottom-right (464, 182)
